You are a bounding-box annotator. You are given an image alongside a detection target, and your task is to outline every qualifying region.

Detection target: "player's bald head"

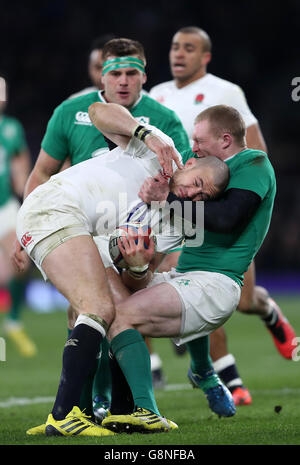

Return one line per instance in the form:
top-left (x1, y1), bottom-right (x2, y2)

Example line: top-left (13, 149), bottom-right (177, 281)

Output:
top-left (174, 26), bottom-right (212, 53)
top-left (194, 156), bottom-right (229, 195)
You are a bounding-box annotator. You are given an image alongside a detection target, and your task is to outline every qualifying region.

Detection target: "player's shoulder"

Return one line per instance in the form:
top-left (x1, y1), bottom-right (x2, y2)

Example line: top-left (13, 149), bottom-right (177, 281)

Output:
top-left (149, 79), bottom-right (175, 95)
top-left (1, 114), bottom-right (23, 127)
top-left (205, 73), bottom-right (243, 93)
top-left (68, 86), bottom-right (98, 100)
top-left (0, 114), bottom-right (24, 137)
top-left (139, 93), bottom-right (181, 120)
top-left (230, 149), bottom-right (273, 171)
top-left (55, 91), bottom-right (100, 113)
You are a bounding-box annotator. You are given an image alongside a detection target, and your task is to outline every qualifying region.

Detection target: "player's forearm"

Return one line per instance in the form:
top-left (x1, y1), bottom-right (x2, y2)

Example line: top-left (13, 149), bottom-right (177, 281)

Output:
top-left (11, 150), bottom-right (31, 198)
top-left (167, 188), bottom-right (261, 234)
top-left (89, 102), bottom-right (138, 137)
top-left (121, 269), bottom-right (153, 292)
top-left (23, 168), bottom-right (50, 199)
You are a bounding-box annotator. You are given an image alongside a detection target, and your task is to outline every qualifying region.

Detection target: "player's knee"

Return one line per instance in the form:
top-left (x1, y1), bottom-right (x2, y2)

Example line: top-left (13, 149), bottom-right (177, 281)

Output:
top-left (237, 295), bottom-right (254, 313)
top-left (252, 285), bottom-right (270, 312)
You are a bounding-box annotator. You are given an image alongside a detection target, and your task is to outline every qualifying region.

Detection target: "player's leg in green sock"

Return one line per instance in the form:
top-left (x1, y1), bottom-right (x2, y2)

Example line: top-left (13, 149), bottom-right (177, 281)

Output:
top-left (7, 277), bottom-right (26, 322)
top-left (92, 337), bottom-right (112, 405)
top-left (110, 329), bottom-right (160, 416)
top-left (186, 335), bottom-right (220, 391)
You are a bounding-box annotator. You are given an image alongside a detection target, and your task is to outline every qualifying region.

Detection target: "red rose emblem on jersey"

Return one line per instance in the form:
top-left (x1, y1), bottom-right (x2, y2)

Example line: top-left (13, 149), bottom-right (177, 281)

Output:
top-left (21, 232), bottom-right (33, 248)
top-left (156, 96), bottom-right (165, 104)
top-left (195, 93), bottom-right (204, 103)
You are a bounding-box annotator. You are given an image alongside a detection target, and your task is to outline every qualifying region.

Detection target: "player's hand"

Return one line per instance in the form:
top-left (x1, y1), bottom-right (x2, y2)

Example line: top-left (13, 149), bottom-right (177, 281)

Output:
top-left (11, 239), bottom-right (28, 272)
top-left (139, 172), bottom-right (170, 203)
top-left (144, 134), bottom-right (183, 177)
top-left (117, 227), bottom-right (156, 270)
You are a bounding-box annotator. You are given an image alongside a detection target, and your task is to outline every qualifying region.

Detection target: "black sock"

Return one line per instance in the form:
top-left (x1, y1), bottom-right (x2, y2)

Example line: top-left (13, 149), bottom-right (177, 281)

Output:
top-left (52, 323), bottom-right (103, 420)
top-left (214, 354), bottom-right (243, 392)
top-left (263, 306), bottom-right (287, 342)
top-left (221, 365), bottom-right (243, 393)
top-left (262, 306), bottom-right (279, 327)
top-left (109, 351), bottom-right (134, 415)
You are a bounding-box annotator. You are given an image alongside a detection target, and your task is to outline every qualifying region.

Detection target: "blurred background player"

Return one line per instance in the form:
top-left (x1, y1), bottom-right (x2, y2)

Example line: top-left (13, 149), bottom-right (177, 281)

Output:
top-left (13, 37), bottom-right (190, 421)
top-left (0, 77), bottom-right (36, 357)
top-left (69, 33), bottom-right (117, 98)
top-left (149, 26), bottom-right (296, 406)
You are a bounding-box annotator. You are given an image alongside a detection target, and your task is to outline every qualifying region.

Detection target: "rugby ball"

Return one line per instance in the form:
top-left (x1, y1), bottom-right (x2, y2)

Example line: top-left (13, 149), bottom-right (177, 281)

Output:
top-left (108, 223), bottom-right (156, 269)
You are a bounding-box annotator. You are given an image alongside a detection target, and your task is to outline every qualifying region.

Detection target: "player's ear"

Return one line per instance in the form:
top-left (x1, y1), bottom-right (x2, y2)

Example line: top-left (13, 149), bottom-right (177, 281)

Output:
top-left (142, 73), bottom-right (147, 85)
top-left (184, 157), bottom-right (197, 169)
top-left (203, 51), bottom-right (211, 66)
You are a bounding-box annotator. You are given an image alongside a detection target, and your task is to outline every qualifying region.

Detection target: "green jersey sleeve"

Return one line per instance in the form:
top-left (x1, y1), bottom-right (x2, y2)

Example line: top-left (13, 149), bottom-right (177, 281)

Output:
top-left (41, 103), bottom-right (69, 161)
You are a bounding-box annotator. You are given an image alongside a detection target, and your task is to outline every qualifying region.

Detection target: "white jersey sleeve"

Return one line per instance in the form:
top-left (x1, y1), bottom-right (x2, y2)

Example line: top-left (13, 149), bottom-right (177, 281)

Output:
top-left (124, 124), bottom-right (183, 167)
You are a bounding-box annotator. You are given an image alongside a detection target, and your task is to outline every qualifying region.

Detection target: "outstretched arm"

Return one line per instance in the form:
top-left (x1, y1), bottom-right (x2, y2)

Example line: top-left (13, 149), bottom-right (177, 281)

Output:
top-left (88, 102), bottom-right (182, 176)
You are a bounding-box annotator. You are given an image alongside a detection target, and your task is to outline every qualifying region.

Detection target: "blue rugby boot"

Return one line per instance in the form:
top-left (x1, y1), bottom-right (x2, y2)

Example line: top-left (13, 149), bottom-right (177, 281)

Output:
top-left (188, 368), bottom-right (236, 417)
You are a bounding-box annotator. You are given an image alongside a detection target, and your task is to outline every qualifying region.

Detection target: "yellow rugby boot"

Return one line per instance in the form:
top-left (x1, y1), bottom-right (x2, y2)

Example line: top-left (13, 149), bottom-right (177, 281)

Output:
top-left (45, 406), bottom-right (115, 437)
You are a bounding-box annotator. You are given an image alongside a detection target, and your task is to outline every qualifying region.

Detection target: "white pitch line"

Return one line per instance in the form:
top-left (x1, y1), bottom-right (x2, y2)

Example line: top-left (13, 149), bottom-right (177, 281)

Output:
top-left (1, 386), bottom-right (300, 408)
top-left (0, 396), bottom-right (55, 408)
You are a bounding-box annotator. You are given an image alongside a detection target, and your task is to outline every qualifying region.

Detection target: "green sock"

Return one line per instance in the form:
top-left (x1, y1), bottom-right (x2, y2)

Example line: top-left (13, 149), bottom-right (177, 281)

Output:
top-left (92, 337), bottom-right (112, 404)
top-left (186, 336), bottom-right (220, 391)
top-left (111, 329), bottom-right (160, 416)
top-left (7, 277), bottom-right (26, 322)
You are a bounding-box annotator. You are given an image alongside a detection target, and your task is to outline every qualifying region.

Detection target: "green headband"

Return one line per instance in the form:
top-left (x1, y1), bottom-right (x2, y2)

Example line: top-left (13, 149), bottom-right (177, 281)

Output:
top-left (102, 56), bottom-right (145, 75)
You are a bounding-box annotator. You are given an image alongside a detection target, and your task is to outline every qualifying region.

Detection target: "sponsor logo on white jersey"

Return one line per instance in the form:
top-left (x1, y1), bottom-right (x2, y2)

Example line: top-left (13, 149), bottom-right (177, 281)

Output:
top-left (74, 111), bottom-right (92, 126)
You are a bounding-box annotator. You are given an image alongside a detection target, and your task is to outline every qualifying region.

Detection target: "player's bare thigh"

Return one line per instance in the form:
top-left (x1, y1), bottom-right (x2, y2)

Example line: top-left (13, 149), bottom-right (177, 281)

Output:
top-left (42, 235), bottom-right (115, 326)
top-left (237, 261), bottom-right (256, 312)
top-left (108, 282), bottom-right (182, 340)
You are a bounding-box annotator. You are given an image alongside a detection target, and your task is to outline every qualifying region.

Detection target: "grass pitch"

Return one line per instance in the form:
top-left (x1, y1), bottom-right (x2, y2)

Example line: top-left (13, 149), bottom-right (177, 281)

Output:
top-left (0, 296), bottom-right (299, 448)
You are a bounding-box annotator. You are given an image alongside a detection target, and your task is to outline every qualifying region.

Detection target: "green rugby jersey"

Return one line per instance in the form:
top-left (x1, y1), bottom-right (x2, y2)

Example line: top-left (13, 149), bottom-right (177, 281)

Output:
top-left (177, 149), bottom-right (276, 286)
top-left (42, 91), bottom-right (190, 165)
top-left (0, 115), bottom-right (28, 206)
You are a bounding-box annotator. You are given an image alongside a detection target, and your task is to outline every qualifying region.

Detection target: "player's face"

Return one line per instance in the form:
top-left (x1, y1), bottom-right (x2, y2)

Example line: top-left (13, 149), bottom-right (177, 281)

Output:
top-left (170, 159), bottom-right (218, 201)
top-left (88, 49), bottom-right (104, 89)
top-left (101, 55), bottom-right (147, 108)
top-left (192, 120), bottom-right (224, 160)
top-left (169, 32), bottom-right (211, 86)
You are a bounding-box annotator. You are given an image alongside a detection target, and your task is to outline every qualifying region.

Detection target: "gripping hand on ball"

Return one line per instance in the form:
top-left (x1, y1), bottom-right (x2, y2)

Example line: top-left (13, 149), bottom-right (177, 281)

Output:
top-left (118, 227), bottom-right (156, 272)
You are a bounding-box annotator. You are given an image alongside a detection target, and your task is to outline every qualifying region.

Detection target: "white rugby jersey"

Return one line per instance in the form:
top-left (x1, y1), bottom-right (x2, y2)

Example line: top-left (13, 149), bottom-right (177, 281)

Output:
top-left (150, 73), bottom-right (257, 145)
top-left (30, 126), bottom-right (183, 253)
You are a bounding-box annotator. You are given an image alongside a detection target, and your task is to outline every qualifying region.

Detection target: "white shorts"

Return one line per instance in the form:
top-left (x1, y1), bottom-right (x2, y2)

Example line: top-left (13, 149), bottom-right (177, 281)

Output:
top-left (147, 269), bottom-right (241, 345)
top-left (16, 184), bottom-right (116, 280)
top-left (0, 197), bottom-right (20, 240)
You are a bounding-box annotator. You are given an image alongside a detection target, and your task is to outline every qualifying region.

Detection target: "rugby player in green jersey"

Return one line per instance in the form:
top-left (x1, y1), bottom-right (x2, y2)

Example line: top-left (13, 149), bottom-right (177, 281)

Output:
top-left (0, 79), bottom-right (36, 357)
top-left (97, 105), bottom-right (277, 432)
top-left (12, 38), bottom-right (190, 425)
top-left (150, 26), bottom-right (296, 406)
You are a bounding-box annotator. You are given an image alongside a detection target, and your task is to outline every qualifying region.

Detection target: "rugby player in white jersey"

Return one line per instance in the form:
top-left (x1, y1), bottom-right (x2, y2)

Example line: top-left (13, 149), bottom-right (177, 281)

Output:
top-left (150, 26), bottom-right (296, 406)
top-left (15, 102), bottom-right (229, 436)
